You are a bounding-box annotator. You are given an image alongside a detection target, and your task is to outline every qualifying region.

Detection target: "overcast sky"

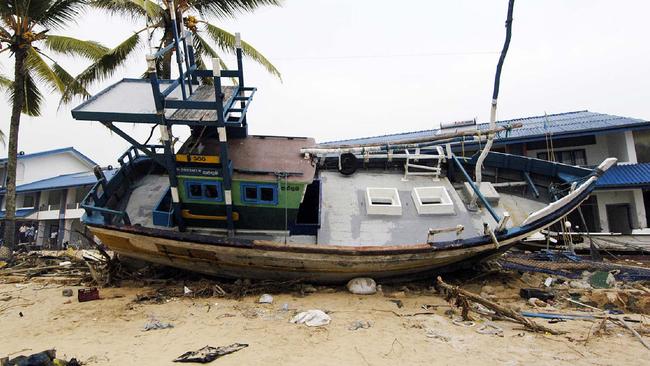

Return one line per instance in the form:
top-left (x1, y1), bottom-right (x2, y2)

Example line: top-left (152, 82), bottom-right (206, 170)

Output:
top-left (1, 0), bottom-right (649, 165)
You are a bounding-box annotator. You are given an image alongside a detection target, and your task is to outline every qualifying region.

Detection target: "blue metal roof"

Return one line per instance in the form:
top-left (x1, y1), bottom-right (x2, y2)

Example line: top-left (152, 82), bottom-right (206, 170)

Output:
top-left (2, 169), bottom-right (117, 194)
top-left (596, 163), bottom-right (650, 189)
top-left (0, 147), bottom-right (97, 166)
top-left (0, 208), bottom-right (35, 219)
top-left (323, 111), bottom-right (650, 146)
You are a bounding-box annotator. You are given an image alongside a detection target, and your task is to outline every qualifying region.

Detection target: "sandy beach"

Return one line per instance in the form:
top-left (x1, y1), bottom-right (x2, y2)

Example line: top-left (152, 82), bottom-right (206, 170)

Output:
top-left (1, 274), bottom-right (649, 366)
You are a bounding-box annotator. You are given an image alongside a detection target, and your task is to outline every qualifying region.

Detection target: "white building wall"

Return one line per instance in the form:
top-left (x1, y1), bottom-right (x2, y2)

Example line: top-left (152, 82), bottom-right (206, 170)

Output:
top-left (525, 132), bottom-right (639, 166)
top-left (0, 151), bottom-right (93, 186)
top-left (526, 138), bottom-right (609, 165)
top-left (594, 189), bottom-right (646, 232)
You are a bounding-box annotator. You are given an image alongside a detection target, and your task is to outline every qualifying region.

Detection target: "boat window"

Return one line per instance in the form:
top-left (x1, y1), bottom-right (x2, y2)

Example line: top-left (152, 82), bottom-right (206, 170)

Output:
top-left (189, 184), bottom-right (203, 198)
top-left (240, 183), bottom-right (278, 205)
top-left (204, 184), bottom-right (219, 199)
top-left (260, 187), bottom-right (274, 202)
top-left (244, 186), bottom-right (257, 200)
top-left (184, 180), bottom-right (223, 202)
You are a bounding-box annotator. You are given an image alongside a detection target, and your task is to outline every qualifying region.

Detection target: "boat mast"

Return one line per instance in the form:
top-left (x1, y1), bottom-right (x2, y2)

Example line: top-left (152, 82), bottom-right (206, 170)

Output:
top-left (471, 0), bottom-right (515, 208)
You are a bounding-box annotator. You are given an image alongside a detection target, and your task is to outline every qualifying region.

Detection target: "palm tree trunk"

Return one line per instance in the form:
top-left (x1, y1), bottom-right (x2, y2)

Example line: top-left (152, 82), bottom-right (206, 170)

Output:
top-left (3, 47), bottom-right (27, 250)
top-left (161, 31), bottom-right (173, 79)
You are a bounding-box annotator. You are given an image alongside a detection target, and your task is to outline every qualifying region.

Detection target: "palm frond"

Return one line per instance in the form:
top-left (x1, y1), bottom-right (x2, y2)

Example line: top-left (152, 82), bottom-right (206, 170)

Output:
top-left (52, 62), bottom-right (91, 106)
top-left (12, 70), bottom-right (44, 116)
top-left (26, 46), bottom-right (65, 93)
top-left (90, 0), bottom-right (163, 20)
top-left (0, 74), bottom-right (11, 90)
top-left (190, 0), bottom-right (281, 19)
top-left (202, 22), bottom-right (281, 80)
top-left (44, 35), bottom-right (109, 60)
top-left (194, 32), bottom-right (232, 84)
top-left (62, 32), bottom-right (141, 101)
top-left (38, 0), bottom-right (86, 30)
top-left (0, 25), bottom-right (10, 39)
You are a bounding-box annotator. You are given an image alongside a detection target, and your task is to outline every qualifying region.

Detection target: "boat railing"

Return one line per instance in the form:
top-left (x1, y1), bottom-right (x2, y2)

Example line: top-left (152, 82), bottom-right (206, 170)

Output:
top-left (81, 145), bottom-right (167, 226)
top-left (146, 29), bottom-right (256, 128)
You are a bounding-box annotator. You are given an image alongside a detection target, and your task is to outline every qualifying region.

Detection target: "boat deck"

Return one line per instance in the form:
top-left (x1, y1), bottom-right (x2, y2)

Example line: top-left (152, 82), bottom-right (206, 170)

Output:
top-left (317, 171), bottom-right (545, 246)
top-left (125, 174), bottom-right (170, 227)
top-left (71, 79), bottom-right (236, 123)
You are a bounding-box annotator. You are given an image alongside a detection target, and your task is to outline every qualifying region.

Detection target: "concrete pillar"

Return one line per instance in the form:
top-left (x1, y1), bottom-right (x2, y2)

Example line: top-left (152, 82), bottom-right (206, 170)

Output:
top-left (632, 189), bottom-right (647, 229)
top-left (36, 221), bottom-right (46, 247)
top-left (625, 131), bottom-right (638, 164)
top-left (57, 189), bottom-right (67, 248)
top-left (63, 218), bottom-right (73, 243)
top-left (595, 192), bottom-right (610, 232)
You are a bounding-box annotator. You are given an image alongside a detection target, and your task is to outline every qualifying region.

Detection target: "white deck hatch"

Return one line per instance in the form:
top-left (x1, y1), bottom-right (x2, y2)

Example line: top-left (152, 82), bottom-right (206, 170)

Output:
top-left (411, 186), bottom-right (455, 215)
top-left (365, 187), bottom-right (402, 215)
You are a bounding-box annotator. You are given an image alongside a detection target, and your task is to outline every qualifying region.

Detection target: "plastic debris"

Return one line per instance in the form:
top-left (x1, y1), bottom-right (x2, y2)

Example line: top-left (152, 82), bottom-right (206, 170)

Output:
top-left (58, 261), bottom-right (72, 267)
top-left (143, 318), bottom-right (174, 331)
top-left (173, 343), bottom-right (248, 363)
top-left (569, 280), bottom-right (591, 289)
top-left (590, 271), bottom-right (616, 289)
top-left (451, 318), bottom-right (475, 327)
top-left (527, 297), bottom-right (547, 307)
top-left (1, 349), bottom-right (81, 366)
top-left (78, 287), bottom-right (100, 302)
top-left (290, 309), bottom-right (331, 327)
top-left (388, 299), bottom-right (404, 308)
top-left (62, 289), bottom-right (73, 297)
top-left (346, 277), bottom-right (377, 295)
top-left (348, 320), bottom-right (372, 330)
top-left (520, 288), bottom-right (555, 301)
top-left (425, 328), bottom-right (451, 342)
top-left (477, 322), bottom-right (504, 337)
top-left (544, 277), bottom-right (554, 287)
top-left (183, 286), bottom-right (193, 296)
top-left (258, 294), bottom-right (273, 304)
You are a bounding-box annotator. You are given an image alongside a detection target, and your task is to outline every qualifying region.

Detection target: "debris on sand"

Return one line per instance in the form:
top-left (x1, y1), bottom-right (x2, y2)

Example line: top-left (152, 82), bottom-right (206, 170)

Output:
top-left (173, 344), bottom-right (248, 363)
top-left (348, 320), bottom-right (372, 331)
top-left (143, 317), bottom-right (174, 331)
top-left (346, 278), bottom-right (376, 295)
top-left (258, 294), bottom-right (273, 304)
top-left (290, 309), bottom-right (331, 327)
top-left (436, 276), bottom-right (564, 335)
top-left (0, 349), bottom-right (81, 366)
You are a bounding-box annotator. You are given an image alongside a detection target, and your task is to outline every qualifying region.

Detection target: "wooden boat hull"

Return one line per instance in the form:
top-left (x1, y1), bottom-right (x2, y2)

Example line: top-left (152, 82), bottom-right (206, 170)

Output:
top-left (90, 225), bottom-right (517, 283)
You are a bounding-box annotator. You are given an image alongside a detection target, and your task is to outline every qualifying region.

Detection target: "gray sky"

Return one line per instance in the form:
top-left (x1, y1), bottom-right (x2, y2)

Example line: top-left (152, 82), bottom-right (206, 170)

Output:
top-left (1, 0), bottom-right (649, 165)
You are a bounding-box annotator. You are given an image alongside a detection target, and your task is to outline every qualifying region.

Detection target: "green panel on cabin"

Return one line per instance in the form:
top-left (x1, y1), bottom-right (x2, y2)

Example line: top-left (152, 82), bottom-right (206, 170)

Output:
top-left (177, 175), bottom-right (306, 209)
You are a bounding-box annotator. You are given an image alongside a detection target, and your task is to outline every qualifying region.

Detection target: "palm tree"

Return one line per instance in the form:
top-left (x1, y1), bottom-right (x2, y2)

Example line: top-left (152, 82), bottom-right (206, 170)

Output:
top-left (64, 0), bottom-right (282, 101)
top-left (0, 0), bottom-right (108, 250)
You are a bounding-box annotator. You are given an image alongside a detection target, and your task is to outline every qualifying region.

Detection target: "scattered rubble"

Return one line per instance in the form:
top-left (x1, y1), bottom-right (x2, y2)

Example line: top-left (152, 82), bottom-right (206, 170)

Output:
top-left (290, 309), bottom-right (331, 327)
top-left (258, 294), bottom-right (273, 304)
top-left (0, 349), bottom-right (80, 366)
top-left (143, 317), bottom-right (174, 331)
top-left (346, 277), bottom-right (376, 295)
top-left (348, 320), bottom-right (372, 330)
top-left (173, 344), bottom-right (248, 363)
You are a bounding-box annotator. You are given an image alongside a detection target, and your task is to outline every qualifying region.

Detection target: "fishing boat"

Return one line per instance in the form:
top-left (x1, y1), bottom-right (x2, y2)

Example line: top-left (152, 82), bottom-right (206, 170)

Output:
top-left (70, 2), bottom-right (616, 282)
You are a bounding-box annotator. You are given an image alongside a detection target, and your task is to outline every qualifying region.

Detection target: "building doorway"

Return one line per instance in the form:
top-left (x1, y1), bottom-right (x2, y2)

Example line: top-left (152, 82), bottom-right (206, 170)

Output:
top-left (606, 204), bottom-right (633, 234)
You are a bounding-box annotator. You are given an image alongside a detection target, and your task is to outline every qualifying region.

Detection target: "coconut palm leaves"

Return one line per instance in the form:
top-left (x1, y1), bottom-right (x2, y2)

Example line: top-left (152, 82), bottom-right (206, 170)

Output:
top-left (76, 0), bottom-right (281, 92)
top-left (0, 0), bottom-right (109, 249)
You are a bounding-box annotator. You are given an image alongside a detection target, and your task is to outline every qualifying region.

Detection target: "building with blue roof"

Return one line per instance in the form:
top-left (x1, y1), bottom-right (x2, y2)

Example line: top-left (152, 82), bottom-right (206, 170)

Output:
top-left (0, 147), bottom-right (114, 249)
top-left (327, 110), bottom-right (650, 235)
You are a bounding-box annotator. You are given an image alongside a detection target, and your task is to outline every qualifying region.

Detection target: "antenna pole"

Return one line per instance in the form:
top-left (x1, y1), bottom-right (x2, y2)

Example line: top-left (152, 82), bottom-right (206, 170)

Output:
top-left (471, 0), bottom-right (515, 209)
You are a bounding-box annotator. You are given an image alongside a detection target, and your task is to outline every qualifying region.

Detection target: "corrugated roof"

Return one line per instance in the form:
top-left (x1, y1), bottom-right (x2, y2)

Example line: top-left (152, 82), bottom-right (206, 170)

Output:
top-left (322, 110), bottom-right (649, 146)
top-left (0, 208), bottom-right (35, 219)
top-left (5, 169), bottom-right (117, 194)
top-left (596, 163), bottom-right (650, 189)
top-left (0, 147), bottom-right (97, 166)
